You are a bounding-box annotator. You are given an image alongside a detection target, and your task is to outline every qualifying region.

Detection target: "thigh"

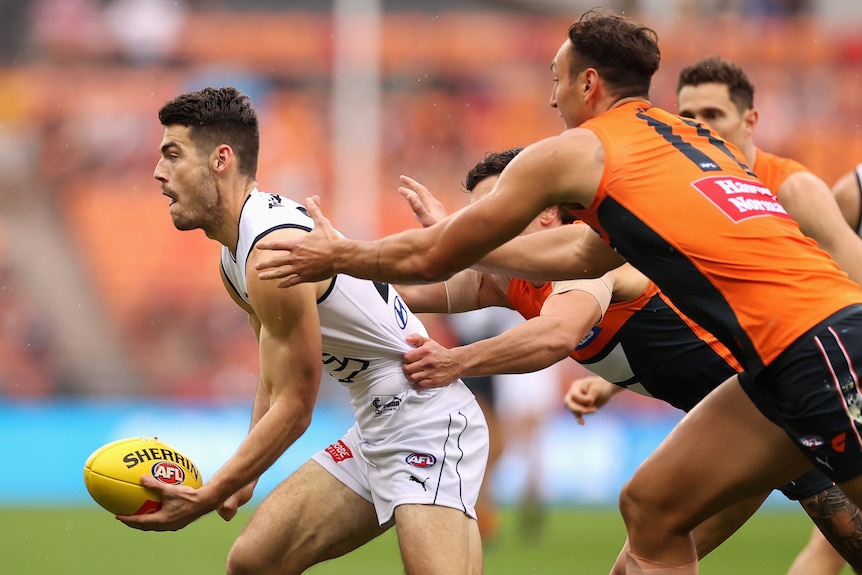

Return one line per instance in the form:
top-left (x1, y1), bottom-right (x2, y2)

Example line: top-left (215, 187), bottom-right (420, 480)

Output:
top-left (626, 375), bottom-right (811, 530)
top-left (229, 460), bottom-right (389, 574)
top-left (691, 491), bottom-right (770, 557)
top-left (394, 504), bottom-right (482, 575)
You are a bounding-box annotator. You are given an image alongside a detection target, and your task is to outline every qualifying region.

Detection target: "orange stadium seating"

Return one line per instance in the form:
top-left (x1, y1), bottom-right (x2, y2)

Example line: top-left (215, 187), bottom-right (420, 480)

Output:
top-left (8, 8), bottom-right (862, 397)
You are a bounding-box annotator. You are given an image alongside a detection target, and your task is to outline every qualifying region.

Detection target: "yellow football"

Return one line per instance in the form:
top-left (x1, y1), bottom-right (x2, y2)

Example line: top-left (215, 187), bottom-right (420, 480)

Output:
top-left (83, 437), bottom-right (203, 515)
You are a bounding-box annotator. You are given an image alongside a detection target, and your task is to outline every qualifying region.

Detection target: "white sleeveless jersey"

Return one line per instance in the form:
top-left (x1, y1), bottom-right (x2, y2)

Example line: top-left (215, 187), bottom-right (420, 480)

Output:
top-left (220, 189), bottom-right (477, 442)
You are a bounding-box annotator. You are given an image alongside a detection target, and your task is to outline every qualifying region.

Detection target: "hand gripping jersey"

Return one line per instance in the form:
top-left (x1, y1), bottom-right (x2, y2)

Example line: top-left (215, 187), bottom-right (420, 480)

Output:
top-left (220, 190), bottom-right (478, 442)
top-left (572, 103), bottom-right (862, 376)
top-left (507, 278), bottom-right (739, 412)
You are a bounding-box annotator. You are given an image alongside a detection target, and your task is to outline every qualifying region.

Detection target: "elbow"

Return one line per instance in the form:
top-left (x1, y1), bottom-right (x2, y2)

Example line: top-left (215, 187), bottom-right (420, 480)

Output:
top-left (546, 334), bottom-right (579, 363)
top-left (295, 410), bottom-right (313, 435)
top-left (410, 252), bottom-right (455, 283)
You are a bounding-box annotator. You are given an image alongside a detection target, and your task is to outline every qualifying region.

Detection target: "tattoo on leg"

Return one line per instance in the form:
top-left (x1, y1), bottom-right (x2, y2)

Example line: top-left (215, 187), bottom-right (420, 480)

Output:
top-left (799, 485), bottom-right (862, 573)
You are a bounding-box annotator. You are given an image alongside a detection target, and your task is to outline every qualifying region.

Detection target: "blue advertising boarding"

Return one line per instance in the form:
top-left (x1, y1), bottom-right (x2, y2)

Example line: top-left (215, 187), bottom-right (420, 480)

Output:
top-left (0, 398), bottom-right (792, 507)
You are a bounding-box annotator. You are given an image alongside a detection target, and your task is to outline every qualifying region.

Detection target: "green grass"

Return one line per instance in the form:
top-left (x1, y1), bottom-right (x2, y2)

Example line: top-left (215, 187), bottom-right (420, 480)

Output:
top-left (0, 506), bottom-right (853, 574)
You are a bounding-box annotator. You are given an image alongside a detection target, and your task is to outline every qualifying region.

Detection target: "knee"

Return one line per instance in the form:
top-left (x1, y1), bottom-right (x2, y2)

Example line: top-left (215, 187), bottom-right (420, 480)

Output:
top-left (226, 535), bottom-right (275, 575)
top-left (619, 476), bottom-right (691, 536)
top-left (225, 539), bottom-right (254, 575)
top-left (619, 476), bottom-right (654, 528)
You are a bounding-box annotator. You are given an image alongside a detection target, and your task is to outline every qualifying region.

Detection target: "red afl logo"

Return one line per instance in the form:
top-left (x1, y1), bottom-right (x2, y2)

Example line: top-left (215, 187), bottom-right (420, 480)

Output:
top-left (406, 453), bottom-right (436, 468)
top-left (151, 461), bottom-right (186, 485)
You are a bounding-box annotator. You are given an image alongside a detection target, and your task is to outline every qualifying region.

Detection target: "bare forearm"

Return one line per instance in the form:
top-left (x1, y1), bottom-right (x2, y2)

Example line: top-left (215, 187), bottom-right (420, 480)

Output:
top-left (456, 318), bottom-right (577, 378)
top-left (474, 226), bottom-right (624, 281)
top-left (205, 400), bottom-right (311, 505)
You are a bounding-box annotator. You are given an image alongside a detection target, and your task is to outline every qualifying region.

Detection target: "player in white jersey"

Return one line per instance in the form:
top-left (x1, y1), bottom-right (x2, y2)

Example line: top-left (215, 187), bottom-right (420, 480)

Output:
top-left (118, 87), bottom-right (488, 575)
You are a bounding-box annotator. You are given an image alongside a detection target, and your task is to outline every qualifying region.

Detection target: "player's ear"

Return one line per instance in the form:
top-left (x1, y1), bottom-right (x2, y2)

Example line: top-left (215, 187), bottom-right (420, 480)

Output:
top-left (212, 144), bottom-right (233, 173)
top-left (742, 108), bottom-right (758, 136)
top-left (539, 206), bottom-right (559, 226)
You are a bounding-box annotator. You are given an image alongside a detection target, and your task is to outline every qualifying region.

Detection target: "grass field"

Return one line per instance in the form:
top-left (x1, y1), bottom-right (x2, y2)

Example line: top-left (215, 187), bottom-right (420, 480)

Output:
top-left (0, 505), bottom-right (852, 574)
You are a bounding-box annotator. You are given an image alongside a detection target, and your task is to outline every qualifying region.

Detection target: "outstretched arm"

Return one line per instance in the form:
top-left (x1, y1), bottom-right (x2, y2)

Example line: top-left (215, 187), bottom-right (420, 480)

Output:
top-left (255, 131), bottom-right (616, 286)
top-left (475, 224), bottom-right (625, 281)
top-left (399, 174), bottom-right (625, 282)
top-left (402, 275), bottom-right (612, 388)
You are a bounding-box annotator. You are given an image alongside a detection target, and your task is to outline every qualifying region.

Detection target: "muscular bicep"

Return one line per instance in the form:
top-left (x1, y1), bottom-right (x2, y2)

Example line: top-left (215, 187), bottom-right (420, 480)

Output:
top-left (247, 229), bottom-right (323, 406)
top-left (780, 171), bottom-right (847, 243)
top-left (419, 133), bottom-right (602, 279)
top-left (779, 171), bottom-right (862, 285)
top-left (831, 170), bottom-right (861, 230)
top-left (475, 224), bottom-right (625, 281)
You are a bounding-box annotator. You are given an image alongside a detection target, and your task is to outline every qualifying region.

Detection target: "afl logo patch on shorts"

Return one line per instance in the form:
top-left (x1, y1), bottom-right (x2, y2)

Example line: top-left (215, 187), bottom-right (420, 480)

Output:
top-left (406, 453), bottom-right (436, 468)
top-left (799, 435), bottom-right (824, 449)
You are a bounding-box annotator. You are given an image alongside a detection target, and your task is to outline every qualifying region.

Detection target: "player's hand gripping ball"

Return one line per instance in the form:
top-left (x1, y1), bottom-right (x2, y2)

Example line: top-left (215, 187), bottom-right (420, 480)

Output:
top-left (83, 437), bottom-right (203, 515)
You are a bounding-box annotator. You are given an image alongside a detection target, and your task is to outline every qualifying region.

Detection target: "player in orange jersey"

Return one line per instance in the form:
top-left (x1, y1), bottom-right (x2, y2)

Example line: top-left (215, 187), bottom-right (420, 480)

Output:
top-left (676, 56), bottom-right (862, 288)
top-left (255, 11), bottom-right (862, 573)
top-left (402, 147), bottom-right (862, 573)
top-left (676, 57), bottom-right (862, 574)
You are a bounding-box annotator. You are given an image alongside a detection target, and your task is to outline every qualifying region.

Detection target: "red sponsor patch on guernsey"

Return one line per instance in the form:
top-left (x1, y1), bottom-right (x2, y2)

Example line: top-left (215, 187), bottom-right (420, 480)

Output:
top-left (692, 175), bottom-right (791, 223)
top-left (325, 440), bottom-right (353, 462)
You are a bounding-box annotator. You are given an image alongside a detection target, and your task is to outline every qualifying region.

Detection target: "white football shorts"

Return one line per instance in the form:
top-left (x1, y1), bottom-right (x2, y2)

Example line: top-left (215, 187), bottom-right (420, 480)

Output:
top-left (312, 399), bottom-right (489, 525)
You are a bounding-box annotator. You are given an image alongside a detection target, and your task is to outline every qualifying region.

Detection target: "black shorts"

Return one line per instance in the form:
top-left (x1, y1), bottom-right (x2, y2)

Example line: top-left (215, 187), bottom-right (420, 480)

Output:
top-left (740, 304), bottom-right (862, 484)
top-left (777, 468), bottom-right (834, 501)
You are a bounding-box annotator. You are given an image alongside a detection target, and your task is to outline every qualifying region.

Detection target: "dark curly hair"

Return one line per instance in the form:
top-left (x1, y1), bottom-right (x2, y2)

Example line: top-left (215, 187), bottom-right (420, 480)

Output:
top-left (158, 86), bottom-right (260, 179)
top-left (464, 148), bottom-right (575, 225)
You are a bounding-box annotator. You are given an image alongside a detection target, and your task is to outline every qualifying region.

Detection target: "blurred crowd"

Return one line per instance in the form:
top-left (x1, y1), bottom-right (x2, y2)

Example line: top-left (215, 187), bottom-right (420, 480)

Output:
top-left (1, 0), bottom-right (860, 400)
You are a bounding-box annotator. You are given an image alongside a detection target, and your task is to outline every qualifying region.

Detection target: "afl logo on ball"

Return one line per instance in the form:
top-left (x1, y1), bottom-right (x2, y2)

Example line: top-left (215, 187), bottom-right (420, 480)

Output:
top-left (406, 453), bottom-right (436, 468)
top-left (151, 461), bottom-right (186, 485)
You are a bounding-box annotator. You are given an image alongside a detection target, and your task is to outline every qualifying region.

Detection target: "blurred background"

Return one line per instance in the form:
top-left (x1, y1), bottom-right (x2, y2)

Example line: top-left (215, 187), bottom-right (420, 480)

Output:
top-left (2, 0), bottom-right (862, 522)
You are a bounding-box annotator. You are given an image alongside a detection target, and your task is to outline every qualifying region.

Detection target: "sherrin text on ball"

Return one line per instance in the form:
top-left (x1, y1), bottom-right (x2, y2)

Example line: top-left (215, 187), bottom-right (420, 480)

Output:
top-left (83, 437), bottom-right (203, 515)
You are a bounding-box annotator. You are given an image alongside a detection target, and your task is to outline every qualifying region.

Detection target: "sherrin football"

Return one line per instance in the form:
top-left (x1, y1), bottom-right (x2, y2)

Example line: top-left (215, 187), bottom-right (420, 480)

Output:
top-left (83, 437), bottom-right (203, 515)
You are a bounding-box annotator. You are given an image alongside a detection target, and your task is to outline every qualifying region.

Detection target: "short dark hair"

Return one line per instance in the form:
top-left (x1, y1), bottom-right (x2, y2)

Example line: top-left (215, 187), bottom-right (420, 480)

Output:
top-left (464, 148), bottom-right (575, 225)
top-left (676, 56), bottom-right (755, 113)
top-left (158, 86), bottom-right (260, 179)
top-left (464, 148), bottom-right (524, 192)
top-left (567, 10), bottom-right (660, 100)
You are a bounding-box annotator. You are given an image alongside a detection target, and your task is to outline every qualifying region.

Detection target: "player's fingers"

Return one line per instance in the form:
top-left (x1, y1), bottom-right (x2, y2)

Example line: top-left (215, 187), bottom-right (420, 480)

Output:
top-left (304, 196), bottom-right (332, 229)
top-left (275, 274), bottom-right (301, 289)
top-left (255, 254), bottom-right (293, 279)
top-left (139, 474), bottom-right (167, 494)
top-left (399, 174), bottom-right (427, 194)
top-left (405, 333), bottom-right (428, 347)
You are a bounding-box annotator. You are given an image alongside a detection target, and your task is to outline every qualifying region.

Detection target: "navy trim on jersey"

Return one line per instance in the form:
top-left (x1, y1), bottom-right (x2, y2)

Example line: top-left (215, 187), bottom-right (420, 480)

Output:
top-left (221, 261), bottom-right (244, 301)
top-left (247, 224), bottom-right (313, 265)
top-left (373, 281), bottom-right (390, 303)
top-left (596, 197), bottom-right (764, 375)
top-left (317, 276), bottom-right (337, 304)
